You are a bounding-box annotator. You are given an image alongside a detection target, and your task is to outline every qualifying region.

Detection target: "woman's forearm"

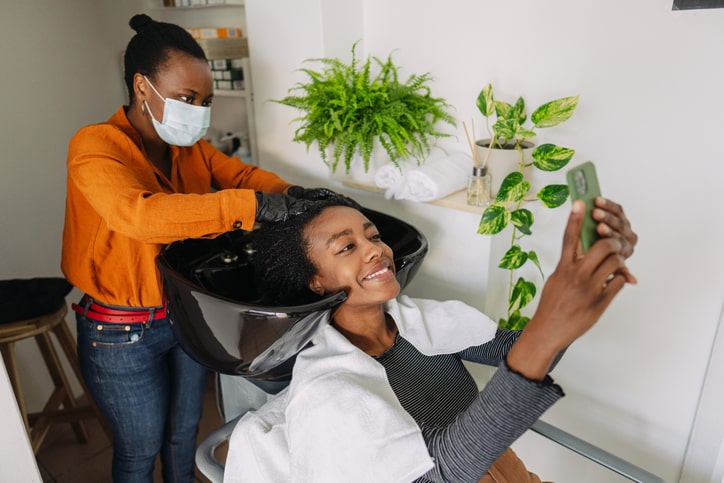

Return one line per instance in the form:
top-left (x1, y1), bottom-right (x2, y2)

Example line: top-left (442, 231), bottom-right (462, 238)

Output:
top-left (418, 361), bottom-right (563, 483)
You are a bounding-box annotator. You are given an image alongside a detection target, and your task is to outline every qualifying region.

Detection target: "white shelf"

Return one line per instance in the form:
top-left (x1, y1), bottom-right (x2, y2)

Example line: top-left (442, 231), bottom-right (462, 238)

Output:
top-left (341, 179), bottom-right (486, 215)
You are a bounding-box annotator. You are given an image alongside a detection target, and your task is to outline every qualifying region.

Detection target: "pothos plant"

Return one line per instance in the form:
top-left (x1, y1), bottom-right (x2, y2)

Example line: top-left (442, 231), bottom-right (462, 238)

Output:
top-left (475, 84), bottom-right (579, 330)
top-left (272, 41), bottom-right (455, 174)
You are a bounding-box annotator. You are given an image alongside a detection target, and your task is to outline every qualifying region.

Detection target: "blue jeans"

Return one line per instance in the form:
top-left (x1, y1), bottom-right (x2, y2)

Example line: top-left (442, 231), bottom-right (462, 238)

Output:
top-left (77, 312), bottom-right (209, 483)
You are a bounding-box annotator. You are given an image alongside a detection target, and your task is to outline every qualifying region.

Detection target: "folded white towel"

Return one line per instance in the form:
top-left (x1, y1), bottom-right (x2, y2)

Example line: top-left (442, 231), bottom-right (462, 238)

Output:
top-left (396, 152), bottom-right (471, 202)
top-left (373, 160), bottom-right (413, 199)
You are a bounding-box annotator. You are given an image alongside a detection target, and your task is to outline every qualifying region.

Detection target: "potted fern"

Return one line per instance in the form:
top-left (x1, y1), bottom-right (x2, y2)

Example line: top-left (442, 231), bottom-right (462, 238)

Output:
top-left (273, 42), bottom-right (455, 175)
top-left (474, 83), bottom-right (579, 330)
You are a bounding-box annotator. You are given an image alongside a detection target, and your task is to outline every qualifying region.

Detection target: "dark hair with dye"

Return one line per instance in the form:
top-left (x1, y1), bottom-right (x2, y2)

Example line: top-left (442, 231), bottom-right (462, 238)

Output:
top-left (251, 197), bottom-right (361, 306)
top-left (123, 14), bottom-right (207, 103)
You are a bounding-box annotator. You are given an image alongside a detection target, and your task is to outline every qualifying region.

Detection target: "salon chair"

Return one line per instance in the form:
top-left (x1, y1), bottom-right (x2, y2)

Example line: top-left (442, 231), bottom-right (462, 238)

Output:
top-left (156, 208), bottom-right (664, 483)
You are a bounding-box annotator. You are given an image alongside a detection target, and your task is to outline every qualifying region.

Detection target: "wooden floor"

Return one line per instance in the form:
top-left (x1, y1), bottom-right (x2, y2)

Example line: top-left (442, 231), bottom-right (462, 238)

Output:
top-left (34, 374), bottom-right (225, 482)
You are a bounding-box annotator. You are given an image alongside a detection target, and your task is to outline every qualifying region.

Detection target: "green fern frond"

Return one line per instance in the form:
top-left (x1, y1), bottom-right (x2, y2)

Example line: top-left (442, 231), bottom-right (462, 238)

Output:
top-left (271, 42), bottom-right (456, 173)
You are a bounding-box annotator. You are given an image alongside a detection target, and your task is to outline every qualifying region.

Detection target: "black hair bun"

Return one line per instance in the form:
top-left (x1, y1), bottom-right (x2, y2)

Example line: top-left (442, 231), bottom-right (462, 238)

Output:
top-left (129, 14), bottom-right (155, 33)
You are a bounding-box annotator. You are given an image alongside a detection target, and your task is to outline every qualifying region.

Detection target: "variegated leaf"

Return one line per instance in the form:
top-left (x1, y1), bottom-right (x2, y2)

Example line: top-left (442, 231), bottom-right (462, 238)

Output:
top-left (511, 208), bottom-right (534, 235)
top-left (509, 277), bottom-right (536, 312)
top-left (511, 97), bottom-right (527, 124)
top-left (518, 128), bottom-right (536, 139)
top-left (496, 172), bottom-right (530, 203)
top-left (531, 95), bottom-right (579, 128)
top-left (538, 184), bottom-right (569, 208)
top-left (477, 204), bottom-right (510, 235)
top-left (527, 250), bottom-right (544, 278)
top-left (493, 119), bottom-right (518, 140)
top-left (531, 143), bottom-right (575, 171)
top-left (476, 84), bottom-right (495, 117)
top-left (499, 245), bottom-right (528, 270)
top-left (504, 310), bottom-right (531, 330)
top-left (495, 100), bottom-right (513, 120)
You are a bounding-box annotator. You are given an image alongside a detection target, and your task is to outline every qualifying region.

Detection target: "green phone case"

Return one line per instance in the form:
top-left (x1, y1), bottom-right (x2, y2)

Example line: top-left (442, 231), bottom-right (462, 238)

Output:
top-left (567, 161), bottom-right (601, 252)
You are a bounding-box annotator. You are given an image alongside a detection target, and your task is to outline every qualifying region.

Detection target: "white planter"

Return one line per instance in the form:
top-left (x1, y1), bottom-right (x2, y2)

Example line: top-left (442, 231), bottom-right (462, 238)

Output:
top-left (328, 139), bottom-right (392, 184)
top-left (474, 139), bottom-right (534, 198)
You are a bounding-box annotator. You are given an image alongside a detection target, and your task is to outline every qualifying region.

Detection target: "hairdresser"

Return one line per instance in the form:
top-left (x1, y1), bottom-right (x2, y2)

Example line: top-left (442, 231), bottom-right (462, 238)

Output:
top-left (61, 13), bottom-right (334, 483)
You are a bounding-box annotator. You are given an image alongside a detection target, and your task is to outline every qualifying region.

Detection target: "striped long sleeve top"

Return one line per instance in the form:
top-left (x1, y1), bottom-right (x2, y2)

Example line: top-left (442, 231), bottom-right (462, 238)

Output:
top-left (375, 329), bottom-right (564, 483)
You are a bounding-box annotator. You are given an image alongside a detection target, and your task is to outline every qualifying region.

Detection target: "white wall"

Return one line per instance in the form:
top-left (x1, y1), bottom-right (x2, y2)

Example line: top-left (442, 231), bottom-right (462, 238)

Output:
top-left (244, 1), bottom-right (724, 482)
top-left (2, 0), bottom-right (723, 481)
top-left (0, 0), bottom-right (150, 412)
top-left (0, 3), bottom-right (154, 473)
top-left (0, 0), bottom-right (248, 413)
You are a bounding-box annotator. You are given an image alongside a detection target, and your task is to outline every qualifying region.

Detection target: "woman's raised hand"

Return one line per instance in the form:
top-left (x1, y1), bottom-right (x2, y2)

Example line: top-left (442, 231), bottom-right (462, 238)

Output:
top-left (506, 199), bottom-right (638, 380)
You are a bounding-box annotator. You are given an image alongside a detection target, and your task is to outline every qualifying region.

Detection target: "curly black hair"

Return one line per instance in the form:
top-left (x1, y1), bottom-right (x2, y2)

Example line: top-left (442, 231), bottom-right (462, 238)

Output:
top-left (123, 14), bottom-right (207, 103)
top-left (251, 197), bottom-right (360, 306)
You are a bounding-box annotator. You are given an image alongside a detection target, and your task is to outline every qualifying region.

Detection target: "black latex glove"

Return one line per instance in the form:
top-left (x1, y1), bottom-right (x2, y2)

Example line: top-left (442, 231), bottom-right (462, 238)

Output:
top-left (287, 186), bottom-right (363, 211)
top-left (286, 186), bottom-right (339, 201)
top-left (255, 192), bottom-right (316, 223)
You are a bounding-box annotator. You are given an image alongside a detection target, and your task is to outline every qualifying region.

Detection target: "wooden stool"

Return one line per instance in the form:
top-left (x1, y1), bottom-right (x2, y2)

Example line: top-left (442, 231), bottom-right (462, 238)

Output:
top-left (0, 278), bottom-right (112, 453)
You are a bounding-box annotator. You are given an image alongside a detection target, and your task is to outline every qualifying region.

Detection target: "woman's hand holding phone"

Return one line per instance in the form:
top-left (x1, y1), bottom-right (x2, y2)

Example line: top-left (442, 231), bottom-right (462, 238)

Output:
top-left (567, 162), bottom-right (637, 266)
top-left (506, 192), bottom-right (638, 380)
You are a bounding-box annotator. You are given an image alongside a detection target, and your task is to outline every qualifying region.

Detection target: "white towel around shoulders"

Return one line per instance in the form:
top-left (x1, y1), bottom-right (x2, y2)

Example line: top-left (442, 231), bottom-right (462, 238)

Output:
top-left (395, 152), bottom-right (471, 202)
top-left (223, 296), bottom-right (498, 483)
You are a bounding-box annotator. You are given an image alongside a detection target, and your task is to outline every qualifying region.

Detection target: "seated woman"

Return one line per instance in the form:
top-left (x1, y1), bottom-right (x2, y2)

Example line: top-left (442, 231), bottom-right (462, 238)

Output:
top-left (223, 196), bottom-right (638, 483)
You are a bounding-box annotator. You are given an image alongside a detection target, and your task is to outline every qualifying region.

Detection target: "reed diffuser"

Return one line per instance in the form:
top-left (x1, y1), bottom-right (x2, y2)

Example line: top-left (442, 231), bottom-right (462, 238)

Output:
top-left (463, 120), bottom-right (491, 206)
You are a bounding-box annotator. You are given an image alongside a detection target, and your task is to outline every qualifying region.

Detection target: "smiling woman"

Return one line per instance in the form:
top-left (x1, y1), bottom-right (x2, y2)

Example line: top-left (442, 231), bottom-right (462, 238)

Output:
top-left (297, 204), bottom-right (402, 355)
top-left (227, 193), bottom-right (640, 482)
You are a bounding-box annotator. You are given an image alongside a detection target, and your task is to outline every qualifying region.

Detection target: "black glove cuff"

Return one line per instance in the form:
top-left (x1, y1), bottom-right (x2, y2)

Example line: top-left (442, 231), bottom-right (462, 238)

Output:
top-left (287, 186), bottom-right (304, 198)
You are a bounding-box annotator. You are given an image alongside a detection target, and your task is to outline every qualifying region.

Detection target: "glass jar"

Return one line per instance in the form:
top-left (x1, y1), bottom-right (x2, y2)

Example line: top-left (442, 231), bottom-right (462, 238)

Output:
top-left (467, 166), bottom-right (491, 207)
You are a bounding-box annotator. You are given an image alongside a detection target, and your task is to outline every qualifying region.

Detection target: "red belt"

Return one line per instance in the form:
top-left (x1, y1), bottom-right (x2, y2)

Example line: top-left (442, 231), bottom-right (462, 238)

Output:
top-left (72, 297), bottom-right (167, 324)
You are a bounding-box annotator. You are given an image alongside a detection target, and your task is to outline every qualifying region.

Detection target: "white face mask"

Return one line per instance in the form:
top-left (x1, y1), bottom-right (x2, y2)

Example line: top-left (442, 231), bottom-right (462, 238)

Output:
top-left (143, 76), bottom-right (210, 147)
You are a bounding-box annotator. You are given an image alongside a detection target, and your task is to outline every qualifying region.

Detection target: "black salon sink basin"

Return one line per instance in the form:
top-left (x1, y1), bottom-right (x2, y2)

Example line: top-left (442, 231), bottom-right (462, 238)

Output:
top-left (156, 207), bottom-right (427, 381)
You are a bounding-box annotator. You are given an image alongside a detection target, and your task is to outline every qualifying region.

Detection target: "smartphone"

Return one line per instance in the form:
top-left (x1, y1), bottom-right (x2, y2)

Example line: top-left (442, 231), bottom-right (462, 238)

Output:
top-left (567, 161), bottom-right (601, 253)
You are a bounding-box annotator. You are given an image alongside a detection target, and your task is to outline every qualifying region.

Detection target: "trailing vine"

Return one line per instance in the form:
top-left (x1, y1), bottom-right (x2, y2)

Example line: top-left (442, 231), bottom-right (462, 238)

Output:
top-left (475, 84), bottom-right (579, 329)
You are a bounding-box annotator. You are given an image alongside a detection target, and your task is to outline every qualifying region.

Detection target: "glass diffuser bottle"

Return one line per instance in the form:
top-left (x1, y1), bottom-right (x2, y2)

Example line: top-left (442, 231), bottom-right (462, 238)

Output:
top-left (467, 166), bottom-right (491, 207)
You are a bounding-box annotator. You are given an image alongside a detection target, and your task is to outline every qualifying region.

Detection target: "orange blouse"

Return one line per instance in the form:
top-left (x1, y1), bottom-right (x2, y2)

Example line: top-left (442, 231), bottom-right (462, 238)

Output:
top-left (62, 106), bottom-right (291, 307)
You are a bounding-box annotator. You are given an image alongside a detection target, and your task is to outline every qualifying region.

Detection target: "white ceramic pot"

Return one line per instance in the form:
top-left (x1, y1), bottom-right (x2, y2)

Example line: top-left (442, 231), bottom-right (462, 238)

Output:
top-left (328, 139), bottom-right (392, 184)
top-left (474, 139), bottom-right (534, 197)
